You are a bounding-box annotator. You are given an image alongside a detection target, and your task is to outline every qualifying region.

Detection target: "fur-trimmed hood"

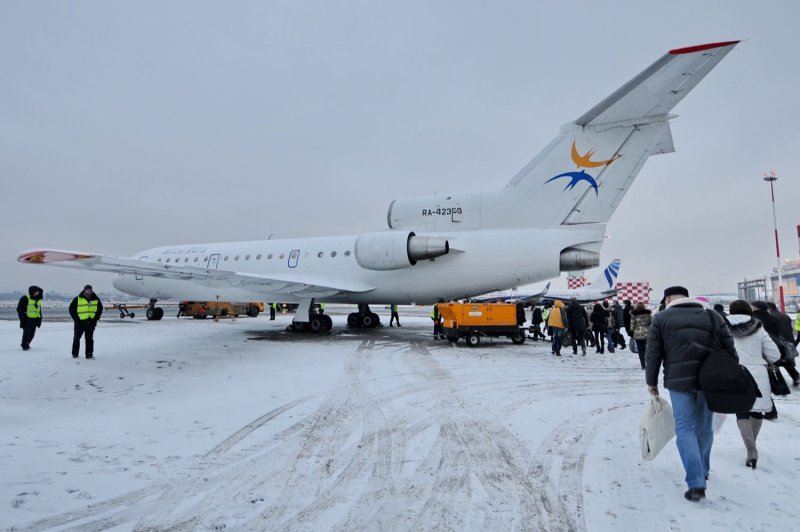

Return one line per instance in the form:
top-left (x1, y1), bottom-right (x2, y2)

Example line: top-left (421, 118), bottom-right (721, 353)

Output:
top-left (726, 314), bottom-right (762, 338)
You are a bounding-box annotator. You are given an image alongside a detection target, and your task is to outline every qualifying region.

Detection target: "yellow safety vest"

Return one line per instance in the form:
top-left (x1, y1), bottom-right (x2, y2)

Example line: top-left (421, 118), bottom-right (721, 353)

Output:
top-left (795, 312), bottom-right (800, 332)
top-left (430, 305), bottom-right (440, 320)
top-left (26, 296), bottom-right (41, 319)
top-left (76, 296), bottom-right (98, 320)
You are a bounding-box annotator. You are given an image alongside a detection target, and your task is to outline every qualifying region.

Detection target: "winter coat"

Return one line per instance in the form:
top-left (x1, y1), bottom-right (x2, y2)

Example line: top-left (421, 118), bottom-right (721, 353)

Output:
top-left (630, 308), bottom-right (652, 340)
top-left (566, 301), bottom-right (588, 333)
top-left (546, 300), bottom-right (567, 330)
top-left (727, 314), bottom-right (781, 412)
top-left (532, 307), bottom-right (543, 325)
top-left (69, 292), bottom-right (104, 325)
top-left (590, 306), bottom-right (607, 332)
top-left (773, 310), bottom-right (795, 342)
top-left (17, 285), bottom-right (43, 329)
top-left (645, 298), bottom-right (737, 392)
top-left (623, 302), bottom-right (633, 331)
top-left (611, 303), bottom-right (624, 329)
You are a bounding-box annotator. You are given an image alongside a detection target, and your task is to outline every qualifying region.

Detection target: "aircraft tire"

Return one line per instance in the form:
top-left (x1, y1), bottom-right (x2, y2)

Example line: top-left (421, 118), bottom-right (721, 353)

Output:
top-left (368, 313), bottom-right (380, 328)
top-left (146, 308), bottom-right (156, 321)
top-left (155, 307), bottom-right (164, 320)
top-left (347, 313), bottom-right (360, 327)
top-left (361, 314), bottom-right (374, 328)
top-left (322, 314), bottom-right (333, 332)
top-left (129, 313), bottom-right (135, 319)
top-left (309, 316), bottom-right (323, 333)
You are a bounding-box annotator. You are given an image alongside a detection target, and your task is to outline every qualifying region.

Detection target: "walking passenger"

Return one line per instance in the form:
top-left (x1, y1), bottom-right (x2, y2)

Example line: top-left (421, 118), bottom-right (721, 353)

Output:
top-left (602, 301), bottom-right (615, 353)
top-left (546, 300), bottom-right (568, 356)
top-left (531, 305), bottom-right (545, 340)
top-left (17, 285), bottom-right (43, 351)
top-left (69, 285), bottom-right (103, 359)
top-left (645, 286), bottom-right (737, 502)
top-left (611, 301), bottom-right (627, 349)
top-left (590, 303), bottom-right (606, 353)
top-left (727, 300), bottom-right (781, 469)
top-left (566, 298), bottom-right (587, 355)
top-left (794, 305), bottom-right (800, 346)
top-left (752, 302), bottom-right (799, 387)
top-left (630, 302), bottom-right (652, 369)
top-left (623, 300), bottom-right (633, 338)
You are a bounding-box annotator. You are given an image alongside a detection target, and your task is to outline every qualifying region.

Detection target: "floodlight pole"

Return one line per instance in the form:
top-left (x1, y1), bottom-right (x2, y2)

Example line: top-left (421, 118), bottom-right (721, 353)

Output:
top-left (763, 171), bottom-right (785, 312)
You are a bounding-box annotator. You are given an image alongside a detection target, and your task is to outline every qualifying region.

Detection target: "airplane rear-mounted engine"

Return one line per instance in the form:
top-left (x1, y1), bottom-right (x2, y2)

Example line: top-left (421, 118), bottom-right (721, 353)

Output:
top-left (354, 231), bottom-right (449, 271)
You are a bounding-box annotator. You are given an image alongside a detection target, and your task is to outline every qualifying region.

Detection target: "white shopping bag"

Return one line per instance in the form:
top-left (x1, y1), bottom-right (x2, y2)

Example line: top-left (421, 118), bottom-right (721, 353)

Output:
top-left (640, 396), bottom-right (675, 461)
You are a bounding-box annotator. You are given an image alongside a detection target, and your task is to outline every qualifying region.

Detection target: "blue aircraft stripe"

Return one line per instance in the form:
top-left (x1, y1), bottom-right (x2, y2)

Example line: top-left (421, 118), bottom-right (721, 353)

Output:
top-left (605, 270), bottom-right (613, 288)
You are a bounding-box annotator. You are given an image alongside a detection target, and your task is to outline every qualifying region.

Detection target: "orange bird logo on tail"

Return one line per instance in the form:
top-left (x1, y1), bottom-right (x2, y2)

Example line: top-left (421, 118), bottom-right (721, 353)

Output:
top-left (571, 141), bottom-right (619, 168)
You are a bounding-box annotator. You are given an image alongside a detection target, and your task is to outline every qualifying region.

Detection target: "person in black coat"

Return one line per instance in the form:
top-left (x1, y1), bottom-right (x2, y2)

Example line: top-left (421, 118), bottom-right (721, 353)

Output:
top-left (623, 300), bottom-right (633, 336)
top-left (69, 285), bottom-right (104, 359)
top-left (754, 301), bottom-right (799, 386)
top-left (590, 303), bottom-right (607, 353)
top-left (611, 301), bottom-right (627, 349)
top-left (17, 285), bottom-right (43, 351)
top-left (645, 286), bottom-right (737, 502)
top-left (566, 298), bottom-right (588, 355)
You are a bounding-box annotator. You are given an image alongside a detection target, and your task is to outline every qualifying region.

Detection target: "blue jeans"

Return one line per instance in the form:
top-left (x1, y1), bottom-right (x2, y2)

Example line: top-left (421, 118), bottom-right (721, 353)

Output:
top-left (669, 389), bottom-right (714, 489)
top-left (605, 330), bottom-right (616, 352)
top-left (551, 328), bottom-right (563, 353)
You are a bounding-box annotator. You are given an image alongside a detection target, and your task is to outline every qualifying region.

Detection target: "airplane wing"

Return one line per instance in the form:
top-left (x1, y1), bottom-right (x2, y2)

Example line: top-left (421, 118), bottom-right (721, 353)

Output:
top-left (17, 249), bottom-right (375, 298)
top-left (575, 41), bottom-right (739, 126)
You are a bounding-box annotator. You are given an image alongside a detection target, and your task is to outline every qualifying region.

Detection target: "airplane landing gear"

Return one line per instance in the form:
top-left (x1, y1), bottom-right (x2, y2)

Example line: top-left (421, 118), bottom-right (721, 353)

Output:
top-left (347, 304), bottom-right (381, 329)
top-left (145, 298), bottom-right (164, 321)
top-left (289, 299), bottom-right (333, 334)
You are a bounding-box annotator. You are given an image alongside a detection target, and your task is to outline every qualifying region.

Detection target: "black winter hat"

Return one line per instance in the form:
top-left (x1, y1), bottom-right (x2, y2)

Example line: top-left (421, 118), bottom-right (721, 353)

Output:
top-left (83, 284), bottom-right (93, 290)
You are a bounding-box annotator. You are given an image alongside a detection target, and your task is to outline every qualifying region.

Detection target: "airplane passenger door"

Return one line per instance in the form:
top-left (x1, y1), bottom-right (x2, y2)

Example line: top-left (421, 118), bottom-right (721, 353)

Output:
top-left (288, 249), bottom-right (300, 268)
top-left (207, 254), bottom-right (220, 269)
top-left (136, 256), bottom-right (147, 280)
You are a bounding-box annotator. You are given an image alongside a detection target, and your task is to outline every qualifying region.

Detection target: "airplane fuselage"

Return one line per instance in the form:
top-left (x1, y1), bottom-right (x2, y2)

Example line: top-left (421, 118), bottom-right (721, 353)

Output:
top-left (113, 226), bottom-right (604, 305)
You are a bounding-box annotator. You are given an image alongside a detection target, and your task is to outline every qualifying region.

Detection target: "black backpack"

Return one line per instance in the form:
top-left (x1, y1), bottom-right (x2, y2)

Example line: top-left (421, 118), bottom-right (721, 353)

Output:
top-left (698, 310), bottom-right (759, 414)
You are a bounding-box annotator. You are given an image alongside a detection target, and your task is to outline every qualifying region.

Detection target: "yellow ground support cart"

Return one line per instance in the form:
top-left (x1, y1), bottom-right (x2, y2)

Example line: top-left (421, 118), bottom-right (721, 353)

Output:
top-left (178, 301), bottom-right (263, 319)
top-left (438, 302), bottom-right (526, 346)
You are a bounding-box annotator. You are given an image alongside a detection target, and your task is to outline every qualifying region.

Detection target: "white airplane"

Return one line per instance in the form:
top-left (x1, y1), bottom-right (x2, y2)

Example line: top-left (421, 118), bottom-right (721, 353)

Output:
top-left (468, 282), bottom-right (552, 304)
top-left (541, 259), bottom-right (621, 304)
top-left (18, 41), bottom-right (739, 333)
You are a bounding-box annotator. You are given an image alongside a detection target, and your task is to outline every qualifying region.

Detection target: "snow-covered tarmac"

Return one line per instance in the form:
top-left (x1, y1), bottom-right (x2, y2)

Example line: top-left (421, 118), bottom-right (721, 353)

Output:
top-left (2, 307), bottom-right (798, 531)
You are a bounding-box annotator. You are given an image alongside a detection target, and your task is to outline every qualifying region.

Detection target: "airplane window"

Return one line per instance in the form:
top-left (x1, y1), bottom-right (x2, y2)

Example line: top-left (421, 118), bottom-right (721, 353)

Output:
top-left (203, 256), bottom-right (208, 261)
top-left (279, 254), bottom-right (285, 259)
top-left (224, 256), bottom-right (229, 261)
top-left (344, 251), bottom-right (351, 256)
top-left (166, 258), bottom-right (171, 263)
top-left (235, 255), bottom-right (239, 261)
top-left (194, 257), bottom-right (199, 262)
top-left (317, 252), bottom-right (323, 258)
top-left (268, 254), bottom-right (273, 259)
top-left (331, 251), bottom-right (337, 257)
top-left (256, 254), bottom-right (262, 260)
top-left (183, 257), bottom-right (188, 262)
top-left (245, 254), bottom-right (250, 260)
top-left (157, 258), bottom-right (162, 262)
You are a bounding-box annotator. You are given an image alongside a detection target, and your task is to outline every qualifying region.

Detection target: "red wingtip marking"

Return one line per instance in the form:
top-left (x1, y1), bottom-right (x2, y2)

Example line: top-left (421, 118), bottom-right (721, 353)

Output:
top-left (17, 250), bottom-right (94, 264)
top-left (669, 41), bottom-right (740, 55)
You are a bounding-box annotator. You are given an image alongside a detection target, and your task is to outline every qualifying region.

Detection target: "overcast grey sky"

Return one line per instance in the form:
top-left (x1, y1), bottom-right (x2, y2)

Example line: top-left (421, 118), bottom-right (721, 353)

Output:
top-left (2, 1), bottom-right (798, 297)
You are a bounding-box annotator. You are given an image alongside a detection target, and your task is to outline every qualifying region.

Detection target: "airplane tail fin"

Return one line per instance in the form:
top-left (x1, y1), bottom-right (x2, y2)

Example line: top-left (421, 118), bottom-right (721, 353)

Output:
top-left (588, 259), bottom-right (621, 291)
top-left (493, 41), bottom-right (738, 230)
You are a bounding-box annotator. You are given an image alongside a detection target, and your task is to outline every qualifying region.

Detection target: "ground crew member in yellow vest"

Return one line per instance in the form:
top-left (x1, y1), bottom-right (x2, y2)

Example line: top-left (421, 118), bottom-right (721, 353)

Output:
top-left (270, 303), bottom-right (277, 320)
top-left (318, 303), bottom-right (326, 315)
top-left (795, 306), bottom-right (800, 347)
top-left (390, 304), bottom-right (401, 327)
top-left (16, 285), bottom-right (43, 351)
top-left (431, 300), bottom-right (444, 340)
top-left (68, 285), bottom-right (103, 359)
